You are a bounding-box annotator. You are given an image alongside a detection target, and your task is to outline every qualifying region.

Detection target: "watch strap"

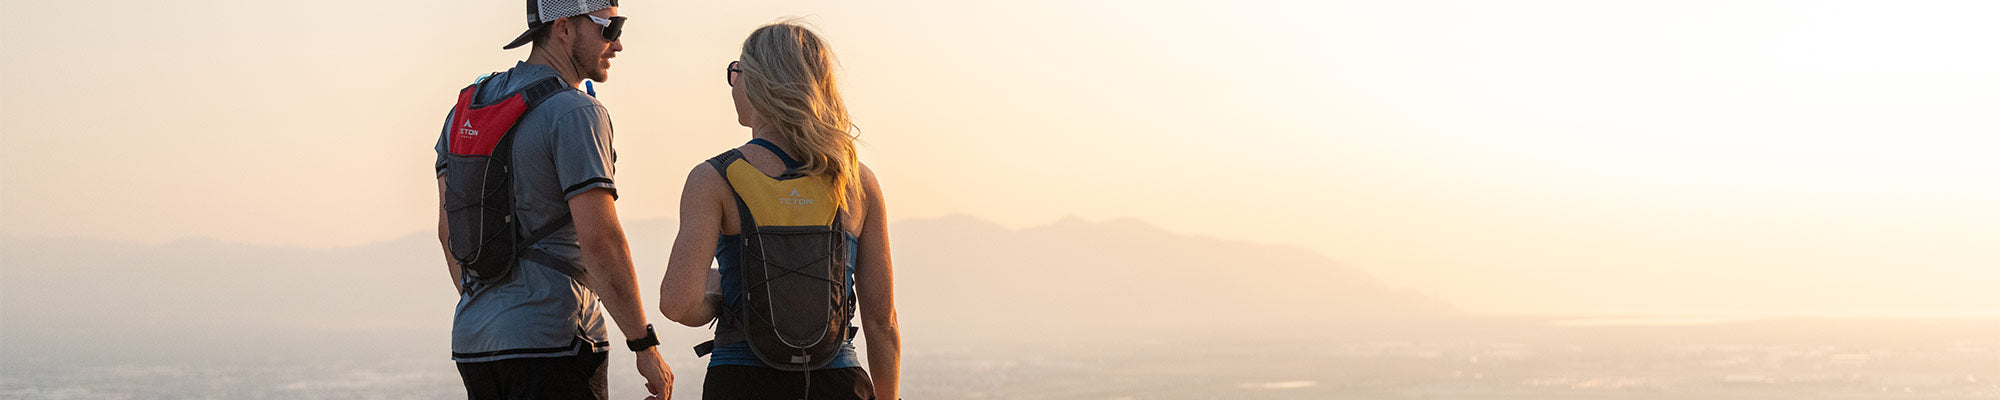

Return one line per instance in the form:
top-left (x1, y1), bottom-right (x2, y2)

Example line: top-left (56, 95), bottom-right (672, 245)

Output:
top-left (626, 324), bottom-right (660, 352)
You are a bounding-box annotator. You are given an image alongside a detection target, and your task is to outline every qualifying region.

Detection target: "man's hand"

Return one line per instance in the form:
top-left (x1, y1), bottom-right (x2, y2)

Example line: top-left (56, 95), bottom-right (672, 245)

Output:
top-left (637, 347), bottom-right (672, 399)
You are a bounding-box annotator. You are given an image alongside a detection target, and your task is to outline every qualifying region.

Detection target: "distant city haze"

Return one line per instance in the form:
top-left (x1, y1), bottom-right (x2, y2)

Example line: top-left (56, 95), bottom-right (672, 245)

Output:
top-left (3, 0), bottom-right (1996, 319)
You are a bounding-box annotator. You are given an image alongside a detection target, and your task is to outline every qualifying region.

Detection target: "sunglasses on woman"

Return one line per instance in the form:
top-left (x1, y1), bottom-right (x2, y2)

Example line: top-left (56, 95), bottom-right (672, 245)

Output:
top-left (727, 61), bottom-right (742, 87)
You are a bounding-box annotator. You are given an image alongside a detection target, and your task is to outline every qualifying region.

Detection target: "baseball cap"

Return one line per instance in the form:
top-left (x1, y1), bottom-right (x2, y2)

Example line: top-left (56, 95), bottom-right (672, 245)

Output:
top-left (503, 0), bottom-right (620, 50)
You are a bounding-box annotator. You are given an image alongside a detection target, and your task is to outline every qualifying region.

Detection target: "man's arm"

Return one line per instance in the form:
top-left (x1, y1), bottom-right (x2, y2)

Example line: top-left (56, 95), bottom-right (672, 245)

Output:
top-left (568, 188), bottom-right (649, 337)
top-left (568, 188), bottom-right (672, 396)
top-left (437, 177), bottom-right (461, 294)
top-left (435, 107), bottom-right (459, 295)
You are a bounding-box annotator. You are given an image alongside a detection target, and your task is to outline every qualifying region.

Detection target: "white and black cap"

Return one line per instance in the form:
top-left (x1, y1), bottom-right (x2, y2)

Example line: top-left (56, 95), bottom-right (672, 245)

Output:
top-left (503, 0), bottom-right (620, 49)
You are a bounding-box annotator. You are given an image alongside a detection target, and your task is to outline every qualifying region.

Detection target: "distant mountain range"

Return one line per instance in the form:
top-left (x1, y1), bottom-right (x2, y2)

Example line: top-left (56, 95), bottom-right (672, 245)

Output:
top-left (0, 214), bottom-right (1453, 356)
top-left (889, 215), bottom-right (1456, 341)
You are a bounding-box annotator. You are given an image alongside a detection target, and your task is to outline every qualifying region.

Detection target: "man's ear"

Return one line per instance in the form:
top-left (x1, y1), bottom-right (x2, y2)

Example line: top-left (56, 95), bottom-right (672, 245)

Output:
top-left (547, 17), bottom-right (572, 46)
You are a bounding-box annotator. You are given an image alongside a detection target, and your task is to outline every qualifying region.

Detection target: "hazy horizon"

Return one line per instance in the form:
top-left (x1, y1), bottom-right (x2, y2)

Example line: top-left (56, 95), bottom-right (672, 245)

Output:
top-left (3, 211), bottom-right (1992, 320)
top-left (6, 212), bottom-right (1997, 398)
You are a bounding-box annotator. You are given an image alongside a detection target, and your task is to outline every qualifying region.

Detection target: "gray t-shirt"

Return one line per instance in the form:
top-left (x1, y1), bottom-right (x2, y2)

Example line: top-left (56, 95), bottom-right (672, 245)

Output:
top-left (434, 62), bottom-right (613, 362)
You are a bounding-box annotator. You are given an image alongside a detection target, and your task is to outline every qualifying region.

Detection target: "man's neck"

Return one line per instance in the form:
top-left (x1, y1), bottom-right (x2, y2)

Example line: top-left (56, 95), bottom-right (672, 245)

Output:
top-left (525, 48), bottom-right (584, 88)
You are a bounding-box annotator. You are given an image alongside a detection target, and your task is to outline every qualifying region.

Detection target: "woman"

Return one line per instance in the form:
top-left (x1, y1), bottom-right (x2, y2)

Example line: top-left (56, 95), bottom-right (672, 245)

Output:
top-left (658, 21), bottom-right (899, 400)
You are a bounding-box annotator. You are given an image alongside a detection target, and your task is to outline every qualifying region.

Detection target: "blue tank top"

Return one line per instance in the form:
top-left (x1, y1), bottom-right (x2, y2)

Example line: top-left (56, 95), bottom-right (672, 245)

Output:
top-left (708, 232), bottom-right (863, 369)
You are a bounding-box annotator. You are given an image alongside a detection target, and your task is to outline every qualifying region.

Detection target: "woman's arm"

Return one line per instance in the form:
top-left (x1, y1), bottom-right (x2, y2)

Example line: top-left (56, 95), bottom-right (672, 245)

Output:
top-left (854, 165), bottom-right (900, 400)
top-left (660, 164), bottom-right (728, 327)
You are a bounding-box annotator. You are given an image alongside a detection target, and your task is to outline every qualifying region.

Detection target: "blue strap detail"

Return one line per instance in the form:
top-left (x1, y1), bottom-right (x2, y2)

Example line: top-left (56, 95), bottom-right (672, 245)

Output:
top-left (747, 138), bottom-right (804, 170)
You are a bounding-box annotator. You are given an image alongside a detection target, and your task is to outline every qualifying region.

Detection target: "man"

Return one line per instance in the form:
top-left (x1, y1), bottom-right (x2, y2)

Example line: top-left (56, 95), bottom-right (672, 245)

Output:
top-left (434, 1), bottom-right (669, 399)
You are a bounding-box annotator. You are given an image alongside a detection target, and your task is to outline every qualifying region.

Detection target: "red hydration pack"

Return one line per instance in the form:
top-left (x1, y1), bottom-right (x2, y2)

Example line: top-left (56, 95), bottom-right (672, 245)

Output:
top-left (442, 75), bottom-right (580, 286)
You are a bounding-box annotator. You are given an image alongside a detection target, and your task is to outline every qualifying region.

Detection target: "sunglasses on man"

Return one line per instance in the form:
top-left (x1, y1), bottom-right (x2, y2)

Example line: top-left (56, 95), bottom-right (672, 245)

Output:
top-left (582, 14), bottom-right (626, 42)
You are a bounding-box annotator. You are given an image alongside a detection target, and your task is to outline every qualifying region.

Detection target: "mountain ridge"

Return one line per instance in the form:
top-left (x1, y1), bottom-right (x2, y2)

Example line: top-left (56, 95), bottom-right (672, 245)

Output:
top-left (0, 213), bottom-right (1453, 352)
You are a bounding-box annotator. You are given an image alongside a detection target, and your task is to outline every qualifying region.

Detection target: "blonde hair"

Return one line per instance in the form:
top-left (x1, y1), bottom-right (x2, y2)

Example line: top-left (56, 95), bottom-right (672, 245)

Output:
top-left (738, 20), bottom-right (861, 210)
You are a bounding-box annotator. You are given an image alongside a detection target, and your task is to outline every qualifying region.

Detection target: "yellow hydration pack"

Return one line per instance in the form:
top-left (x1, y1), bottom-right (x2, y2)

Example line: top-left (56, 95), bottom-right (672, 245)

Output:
top-left (693, 141), bottom-right (859, 372)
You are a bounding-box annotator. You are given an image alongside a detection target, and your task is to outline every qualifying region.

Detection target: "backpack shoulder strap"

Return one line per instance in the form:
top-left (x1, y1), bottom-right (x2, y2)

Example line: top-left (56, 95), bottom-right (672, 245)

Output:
top-left (507, 77), bottom-right (586, 280)
top-left (705, 149), bottom-right (759, 232)
top-left (745, 138), bottom-right (804, 171)
top-left (704, 148), bottom-right (746, 175)
top-left (459, 75), bottom-right (568, 112)
top-left (516, 213), bottom-right (580, 279)
top-left (694, 148), bottom-right (761, 357)
top-left (512, 77), bottom-right (569, 110)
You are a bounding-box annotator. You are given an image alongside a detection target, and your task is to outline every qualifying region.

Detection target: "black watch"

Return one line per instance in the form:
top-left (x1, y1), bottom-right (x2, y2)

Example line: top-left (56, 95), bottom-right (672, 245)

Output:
top-left (627, 324), bottom-right (659, 352)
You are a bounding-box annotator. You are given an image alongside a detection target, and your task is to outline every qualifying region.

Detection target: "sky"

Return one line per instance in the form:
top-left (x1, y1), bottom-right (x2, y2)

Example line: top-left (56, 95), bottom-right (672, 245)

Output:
top-left (3, 0), bottom-right (1997, 316)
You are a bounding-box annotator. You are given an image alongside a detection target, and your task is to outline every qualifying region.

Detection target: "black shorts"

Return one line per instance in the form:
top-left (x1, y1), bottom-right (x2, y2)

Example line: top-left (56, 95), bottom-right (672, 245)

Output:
top-left (703, 365), bottom-right (874, 400)
top-left (456, 351), bottom-right (608, 400)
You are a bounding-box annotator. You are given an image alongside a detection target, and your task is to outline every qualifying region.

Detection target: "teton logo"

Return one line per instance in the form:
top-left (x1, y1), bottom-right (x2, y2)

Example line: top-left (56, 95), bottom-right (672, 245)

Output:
top-left (457, 120), bottom-right (479, 137)
top-left (779, 187), bottom-right (813, 205)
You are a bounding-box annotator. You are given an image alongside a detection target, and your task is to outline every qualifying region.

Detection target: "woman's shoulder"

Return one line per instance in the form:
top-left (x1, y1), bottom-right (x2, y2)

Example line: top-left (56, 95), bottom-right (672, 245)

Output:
top-left (679, 156), bottom-right (733, 199)
top-left (688, 145), bottom-right (758, 179)
top-left (856, 162), bottom-right (886, 201)
top-left (857, 161), bottom-right (879, 188)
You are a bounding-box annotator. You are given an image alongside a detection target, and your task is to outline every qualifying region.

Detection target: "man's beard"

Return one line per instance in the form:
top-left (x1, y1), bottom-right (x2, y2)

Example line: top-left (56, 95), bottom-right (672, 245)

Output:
top-left (572, 44), bottom-right (609, 83)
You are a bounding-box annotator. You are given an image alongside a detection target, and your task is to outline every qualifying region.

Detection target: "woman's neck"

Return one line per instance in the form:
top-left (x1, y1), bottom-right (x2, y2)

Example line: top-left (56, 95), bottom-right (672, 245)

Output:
top-left (750, 127), bottom-right (792, 151)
